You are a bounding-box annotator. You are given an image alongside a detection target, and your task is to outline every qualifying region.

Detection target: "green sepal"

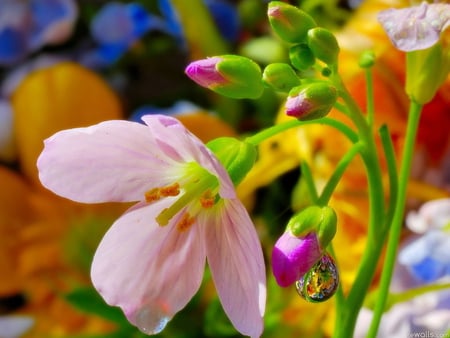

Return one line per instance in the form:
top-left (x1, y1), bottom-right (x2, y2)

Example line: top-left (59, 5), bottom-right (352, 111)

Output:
top-left (207, 137), bottom-right (257, 186)
top-left (307, 27), bottom-right (340, 65)
top-left (289, 43), bottom-right (316, 71)
top-left (215, 55), bottom-right (264, 99)
top-left (287, 206), bottom-right (337, 248)
top-left (262, 62), bottom-right (300, 93)
top-left (268, 1), bottom-right (317, 44)
top-left (406, 42), bottom-right (450, 104)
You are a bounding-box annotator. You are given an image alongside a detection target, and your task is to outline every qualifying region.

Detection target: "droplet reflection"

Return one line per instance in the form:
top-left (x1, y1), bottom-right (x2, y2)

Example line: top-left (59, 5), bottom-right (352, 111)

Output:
top-left (135, 304), bottom-right (171, 335)
top-left (295, 253), bottom-right (339, 302)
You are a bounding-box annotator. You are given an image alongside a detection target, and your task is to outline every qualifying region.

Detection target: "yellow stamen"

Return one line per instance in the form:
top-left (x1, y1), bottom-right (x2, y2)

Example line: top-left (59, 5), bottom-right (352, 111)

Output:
top-left (176, 213), bottom-right (196, 232)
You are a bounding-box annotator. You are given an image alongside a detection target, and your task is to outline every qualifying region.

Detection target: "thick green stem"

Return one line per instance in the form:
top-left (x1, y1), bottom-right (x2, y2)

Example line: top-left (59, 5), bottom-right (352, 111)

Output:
top-left (332, 76), bottom-right (386, 338)
top-left (367, 101), bottom-right (423, 337)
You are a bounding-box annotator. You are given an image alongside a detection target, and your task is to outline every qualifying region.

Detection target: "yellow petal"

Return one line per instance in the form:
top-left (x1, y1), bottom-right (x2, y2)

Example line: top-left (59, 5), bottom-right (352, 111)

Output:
top-left (11, 62), bottom-right (123, 187)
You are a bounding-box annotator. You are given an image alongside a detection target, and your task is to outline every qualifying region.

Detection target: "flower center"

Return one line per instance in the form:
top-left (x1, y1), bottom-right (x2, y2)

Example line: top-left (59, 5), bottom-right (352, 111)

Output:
top-left (144, 162), bottom-right (220, 230)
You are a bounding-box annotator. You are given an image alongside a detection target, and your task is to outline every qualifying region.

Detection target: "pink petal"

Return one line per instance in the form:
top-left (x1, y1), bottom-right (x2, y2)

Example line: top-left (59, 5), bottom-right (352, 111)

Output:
top-left (91, 200), bottom-right (206, 333)
top-left (378, 3), bottom-right (450, 51)
top-left (203, 199), bottom-right (266, 338)
top-left (141, 115), bottom-right (236, 199)
top-left (37, 119), bottom-right (183, 203)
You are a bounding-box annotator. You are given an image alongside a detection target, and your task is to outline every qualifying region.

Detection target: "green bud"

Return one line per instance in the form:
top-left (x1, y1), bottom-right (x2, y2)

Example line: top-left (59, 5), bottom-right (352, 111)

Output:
top-left (307, 27), bottom-right (340, 65)
top-left (207, 137), bottom-right (257, 186)
top-left (185, 55), bottom-right (264, 99)
top-left (289, 43), bottom-right (315, 71)
top-left (286, 82), bottom-right (337, 120)
top-left (287, 206), bottom-right (337, 248)
top-left (267, 1), bottom-right (317, 44)
top-left (359, 50), bottom-right (376, 69)
top-left (406, 42), bottom-right (450, 104)
top-left (315, 206), bottom-right (337, 248)
top-left (262, 63), bottom-right (300, 93)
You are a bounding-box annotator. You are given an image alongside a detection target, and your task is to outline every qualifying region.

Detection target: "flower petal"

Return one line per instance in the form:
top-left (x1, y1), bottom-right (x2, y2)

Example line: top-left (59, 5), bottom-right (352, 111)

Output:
top-left (37, 119), bottom-right (182, 203)
top-left (378, 3), bottom-right (450, 51)
top-left (91, 200), bottom-right (206, 333)
top-left (141, 115), bottom-right (236, 199)
top-left (203, 199), bottom-right (266, 338)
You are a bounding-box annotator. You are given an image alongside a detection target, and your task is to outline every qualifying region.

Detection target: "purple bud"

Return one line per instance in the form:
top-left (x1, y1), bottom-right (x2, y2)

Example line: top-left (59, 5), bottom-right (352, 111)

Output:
top-left (271, 231), bottom-right (322, 287)
top-left (184, 57), bottom-right (227, 89)
top-left (285, 83), bottom-right (337, 120)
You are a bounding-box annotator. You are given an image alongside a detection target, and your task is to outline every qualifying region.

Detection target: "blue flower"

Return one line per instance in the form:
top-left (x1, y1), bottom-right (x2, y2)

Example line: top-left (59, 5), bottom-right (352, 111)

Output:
top-left (399, 199), bottom-right (450, 283)
top-left (0, 0), bottom-right (77, 66)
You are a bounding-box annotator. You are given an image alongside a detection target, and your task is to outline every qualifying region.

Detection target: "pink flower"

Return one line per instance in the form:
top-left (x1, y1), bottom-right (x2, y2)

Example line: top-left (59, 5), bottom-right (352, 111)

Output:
top-left (37, 115), bottom-right (266, 337)
top-left (271, 231), bottom-right (322, 287)
top-left (378, 2), bottom-right (450, 51)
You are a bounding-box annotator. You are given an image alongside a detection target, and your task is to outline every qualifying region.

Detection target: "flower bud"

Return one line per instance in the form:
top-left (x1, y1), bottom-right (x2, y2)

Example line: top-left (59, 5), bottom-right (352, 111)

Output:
top-left (285, 82), bottom-right (337, 120)
top-left (271, 206), bottom-right (337, 287)
top-left (207, 137), bottom-right (257, 186)
top-left (289, 43), bottom-right (315, 71)
top-left (262, 63), bottom-right (300, 93)
top-left (358, 50), bottom-right (376, 69)
top-left (267, 2), bottom-right (316, 44)
top-left (185, 55), bottom-right (264, 99)
top-left (307, 27), bottom-right (340, 65)
top-left (272, 231), bottom-right (322, 287)
top-left (287, 205), bottom-right (337, 248)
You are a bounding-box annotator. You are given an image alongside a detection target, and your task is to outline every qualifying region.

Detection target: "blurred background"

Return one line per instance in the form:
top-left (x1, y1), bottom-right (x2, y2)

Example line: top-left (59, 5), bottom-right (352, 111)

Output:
top-left (1, 0), bottom-right (449, 337)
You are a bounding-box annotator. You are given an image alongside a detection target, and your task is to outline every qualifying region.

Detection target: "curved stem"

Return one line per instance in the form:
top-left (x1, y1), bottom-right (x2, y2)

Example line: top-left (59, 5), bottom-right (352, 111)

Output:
top-left (245, 117), bottom-right (358, 146)
top-left (367, 101), bottom-right (422, 337)
top-left (317, 142), bottom-right (364, 206)
top-left (331, 75), bottom-right (386, 338)
top-left (379, 124), bottom-right (399, 230)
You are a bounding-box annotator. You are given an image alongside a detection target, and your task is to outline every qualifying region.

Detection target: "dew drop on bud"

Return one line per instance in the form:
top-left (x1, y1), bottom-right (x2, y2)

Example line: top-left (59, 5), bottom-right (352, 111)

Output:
top-left (295, 253), bottom-right (339, 302)
top-left (135, 304), bottom-right (171, 335)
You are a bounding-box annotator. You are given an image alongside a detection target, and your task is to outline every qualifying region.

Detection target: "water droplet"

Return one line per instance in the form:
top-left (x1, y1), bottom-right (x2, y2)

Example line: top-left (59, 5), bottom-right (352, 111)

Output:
top-left (135, 304), bottom-right (171, 335)
top-left (295, 253), bottom-right (339, 302)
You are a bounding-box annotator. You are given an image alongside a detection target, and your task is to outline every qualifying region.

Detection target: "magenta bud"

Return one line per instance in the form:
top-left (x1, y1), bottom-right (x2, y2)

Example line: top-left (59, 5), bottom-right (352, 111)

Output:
top-left (285, 82), bottom-right (337, 120)
top-left (185, 55), bottom-right (263, 99)
top-left (271, 231), bottom-right (322, 287)
top-left (185, 57), bottom-right (227, 88)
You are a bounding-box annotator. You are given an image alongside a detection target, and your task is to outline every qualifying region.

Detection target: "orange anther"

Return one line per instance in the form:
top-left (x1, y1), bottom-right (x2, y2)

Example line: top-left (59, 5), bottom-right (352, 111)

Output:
top-left (176, 213), bottom-right (195, 232)
top-left (160, 183), bottom-right (180, 197)
top-left (200, 190), bottom-right (215, 208)
top-left (145, 188), bottom-right (160, 203)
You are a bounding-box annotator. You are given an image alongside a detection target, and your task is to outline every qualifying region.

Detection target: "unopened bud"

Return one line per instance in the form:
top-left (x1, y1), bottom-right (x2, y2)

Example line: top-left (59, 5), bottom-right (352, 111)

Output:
top-left (285, 82), bottom-right (337, 120)
top-left (267, 2), bottom-right (316, 44)
top-left (185, 55), bottom-right (264, 99)
top-left (262, 63), bottom-right (300, 93)
top-left (289, 43), bottom-right (315, 71)
top-left (307, 27), bottom-right (340, 65)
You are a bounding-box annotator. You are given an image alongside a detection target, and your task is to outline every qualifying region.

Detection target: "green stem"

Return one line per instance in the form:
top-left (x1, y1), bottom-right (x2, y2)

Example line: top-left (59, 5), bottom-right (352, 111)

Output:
top-left (317, 142), bottom-right (364, 206)
top-left (245, 117), bottom-right (358, 146)
top-left (364, 67), bottom-right (375, 128)
top-left (331, 75), bottom-right (386, 338)
top-left (379, 125), bottom-right (398, 230)
top-left (367, 101), bottom-right (423, 338)
top-left (301, 161), bottom-right (319, 203)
